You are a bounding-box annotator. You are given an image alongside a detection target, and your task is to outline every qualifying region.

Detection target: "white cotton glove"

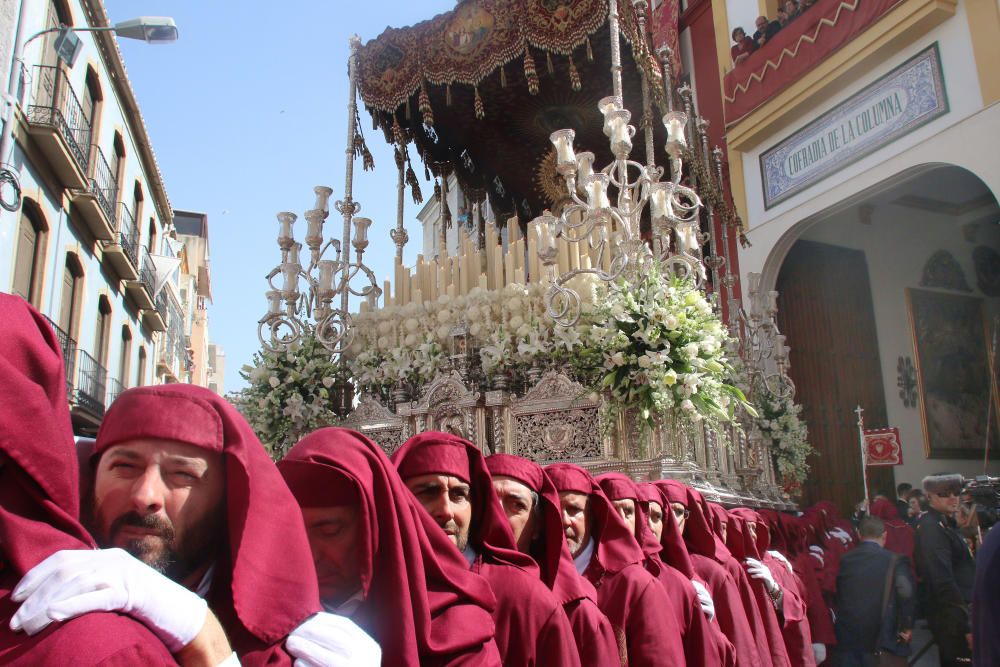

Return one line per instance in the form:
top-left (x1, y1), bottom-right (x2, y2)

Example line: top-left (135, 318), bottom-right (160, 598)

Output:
top-left (690, 579), bottom-right (716, 622)
top-left (827, 528), bottom-right (852, 545)
top-left (812, 643), bottom-right (827, 664)
top-left (9, 548), bottom-right (207, 652)
top-left (767, 550), bottom-right (794, 574)
top-left (285, 612), bottom-right (381, 667)
top-left (809, 545), bottom-right (825, 561)
top-left (745, 558), bottom-right (779, 595)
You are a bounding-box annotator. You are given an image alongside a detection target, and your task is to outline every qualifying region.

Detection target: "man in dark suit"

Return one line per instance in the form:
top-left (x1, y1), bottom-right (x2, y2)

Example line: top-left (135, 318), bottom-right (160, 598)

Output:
top-left (915, 473), bottom-right (975, 666)
top-left (831, 517), bottom-right (915, 667)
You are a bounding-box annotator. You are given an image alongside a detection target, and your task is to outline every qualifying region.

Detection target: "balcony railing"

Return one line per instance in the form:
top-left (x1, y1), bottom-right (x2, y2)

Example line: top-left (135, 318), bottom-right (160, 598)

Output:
top-left (43, 315), bottom-right (77, 395)
top-left (106, 376), bottom-right (125, 406)
top-left (139, 248), bottom-right (157, 296)
top-left (117, 202), bottom-right (140, 268)
top-left (27, 65), bottom-right (91, 174)
top-left (73, 349), bottom-right (108, 418)
top-left (87, 145), bottom-right (117, 223)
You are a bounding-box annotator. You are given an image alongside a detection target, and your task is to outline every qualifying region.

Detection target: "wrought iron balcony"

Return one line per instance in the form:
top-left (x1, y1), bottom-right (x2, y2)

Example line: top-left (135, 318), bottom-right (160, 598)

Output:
top-left (127, 247), bottom-right (158, 315)
top-left (71, 144), bottom-right (117, 242)
top-left (72, 349), bottom-right (108, 420)
top-left (106, 376), bottom-right (125, 406)
top-left (43, 314), bottom-right (77, 396)
top-left (103, 201), bottom-right (141, 280)
top-left (26, 65), bottom-right (92, 189)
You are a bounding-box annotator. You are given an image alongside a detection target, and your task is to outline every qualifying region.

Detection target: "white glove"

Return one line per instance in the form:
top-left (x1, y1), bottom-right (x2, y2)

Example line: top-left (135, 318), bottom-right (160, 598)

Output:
top-left (827, 528), bottom-right (852, 545)
top-left (745, 558), bottom-right (779, 595)
top-left (809, 549), bottom-right (825, 566)
top-left (10, 548), bottom-right (207, 652)
top-left (285, 612), bottom-right (381, 667)
top-left (812, 643), bottom-right (827, 664)
top-left (690, 579), bottom-right (716, 622)
top-left (767, 550), bottom-right (794, 574)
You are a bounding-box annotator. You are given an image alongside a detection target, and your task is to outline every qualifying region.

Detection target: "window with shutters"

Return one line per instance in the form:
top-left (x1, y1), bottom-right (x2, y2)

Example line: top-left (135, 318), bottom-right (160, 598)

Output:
top-left (132, 182), bottom-right (144, 236)
top-left (111, 133), bottom-right (125, 201)
top-left (119, 326), bottom-right (132, 388)
top-left (136, 346), bottom-right (147, 387)
top-left (12, 202), bottom-right (48, 306)
top-left (94, 296), bottom-right (111, 368)
top-left (148, 217), bottom-right (157, 255)
top-left (59, 254), bottom-right (84, 342)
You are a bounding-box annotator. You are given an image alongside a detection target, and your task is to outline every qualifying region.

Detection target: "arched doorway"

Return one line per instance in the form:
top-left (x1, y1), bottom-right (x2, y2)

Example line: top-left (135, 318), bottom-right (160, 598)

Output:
top-left (771, 164), bottom-right (1000, 514)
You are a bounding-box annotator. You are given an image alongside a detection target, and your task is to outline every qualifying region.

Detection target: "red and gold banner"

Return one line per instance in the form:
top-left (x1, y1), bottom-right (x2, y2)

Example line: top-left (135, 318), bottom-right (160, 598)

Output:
top-left (864, 427), bottom-right (903, 466)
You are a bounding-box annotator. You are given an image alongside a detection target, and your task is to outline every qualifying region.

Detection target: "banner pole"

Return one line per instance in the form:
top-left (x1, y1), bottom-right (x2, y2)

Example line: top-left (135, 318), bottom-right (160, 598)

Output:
top-left (855, 405), bottom-right (870, 517)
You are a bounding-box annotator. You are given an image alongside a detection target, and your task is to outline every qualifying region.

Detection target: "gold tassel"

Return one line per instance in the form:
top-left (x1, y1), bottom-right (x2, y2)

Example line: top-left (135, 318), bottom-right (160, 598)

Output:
top-left (500, 65), bottom-right (507, 88)
top-left (418, 80), bottom-right (433, 126)
top-left (568, 55), bottom-right (581, 91)
top-left (405, 162), bottom-right (423, 205)
top-left (546, 50), bottom-right (554, 76)
top-left (586, 37), bottom-right (593, 62)
top-left (446, 83), bottom-right (452, 107)
top-left (404, 97), bottom-right (411, 120)
top-left (523, 47), bottom-right (539, 95)
top-left (474, 85), bottom-right (485, 119)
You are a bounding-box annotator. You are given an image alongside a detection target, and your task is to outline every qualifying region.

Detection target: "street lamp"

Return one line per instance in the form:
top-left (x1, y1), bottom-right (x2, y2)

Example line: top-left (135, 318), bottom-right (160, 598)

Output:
top-left (0, 15), bottom-right (178, 212)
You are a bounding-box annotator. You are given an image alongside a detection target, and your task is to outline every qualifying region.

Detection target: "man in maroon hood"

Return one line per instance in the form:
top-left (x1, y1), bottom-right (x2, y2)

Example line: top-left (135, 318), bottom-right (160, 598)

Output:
top-left (13, 381), bottom-right (379, 667)
top-left (393, 432), bottom-right (579, 667)
top-left (656, 480), bottom-right (769, 667)
top-left (280, 427), bottom-right (502, 665)
top-left (0, 295), bottom-right (189, 666)
top-left (485, 454), bottom-right (618, 667)
top-left (597, 473), bottom-right (723, 667)
top-left (545, 463), bottom-right (685, 666)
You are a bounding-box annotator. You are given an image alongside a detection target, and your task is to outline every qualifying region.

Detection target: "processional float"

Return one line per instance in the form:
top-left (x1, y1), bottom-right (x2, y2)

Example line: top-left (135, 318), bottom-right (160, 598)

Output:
top-left (258, 0), bottom-right (798, 508)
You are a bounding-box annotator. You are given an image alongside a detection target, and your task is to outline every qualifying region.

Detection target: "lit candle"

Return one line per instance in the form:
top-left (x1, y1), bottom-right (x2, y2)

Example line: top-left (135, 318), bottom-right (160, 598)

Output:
top-left (649, 183), bottom-right (670, 222)
top-left (288, 241), bottom-right (303, 267)
top-left (277, 212), bottom-right (297, 246)
top-left (576, 152), bottom-right (595, 184)
top-left (317, 259), bottom-right (338, 294)
top-left (549, 129), bottom-right (577, 168)
top-left (607, 110), bottom-right (632, 153)
top-left (353, 216), bottom-right (372, 249)
top-left (598, 96), bottom-right (621, 137)
top-left (313, 185), bottom-right (334, 214)
top-left (281, 263), bottom-right (299, 294)
top-left (586, 173), bottom-right (611, 209)
top-left (662, 111), bottom-right (688, 155)
top-left (675, 222), bottom-right (698, 255)
top-left (266, 289), bottom-right (283, 315)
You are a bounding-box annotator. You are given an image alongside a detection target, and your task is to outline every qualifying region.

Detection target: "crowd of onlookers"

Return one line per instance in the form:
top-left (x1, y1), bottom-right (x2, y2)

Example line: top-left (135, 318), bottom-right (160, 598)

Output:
top-left (731, 0), bottom-right (821, 66)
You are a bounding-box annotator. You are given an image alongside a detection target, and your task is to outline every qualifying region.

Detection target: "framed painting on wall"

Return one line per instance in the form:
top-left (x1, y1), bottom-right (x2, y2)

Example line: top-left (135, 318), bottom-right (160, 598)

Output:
top-left (906, 288), bottom-right (999, 459)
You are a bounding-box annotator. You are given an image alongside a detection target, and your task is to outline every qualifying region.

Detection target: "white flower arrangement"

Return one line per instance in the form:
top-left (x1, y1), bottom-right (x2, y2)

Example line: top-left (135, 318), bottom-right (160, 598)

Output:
top-left (583, 260), bottom-right (754, 433)
top-left (237, 324), bottom-right (344, 457)
top-left (756, 389), bottom-right (814, 495)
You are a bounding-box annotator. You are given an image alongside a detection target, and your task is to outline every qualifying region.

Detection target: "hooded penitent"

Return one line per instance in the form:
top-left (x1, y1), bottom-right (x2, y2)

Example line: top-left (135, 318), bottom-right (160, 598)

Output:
top-left (598, 473), bottom-right (721, 667)
top-left (485, 454), bottom-right (617, 667)
top-left (279, 427), bottom-right (501, 666)
top-left (0, 295), bottom-right (176, 666)
top-left (393, 432), bottom-right (579, 667)
top-left (731, 508), bottom-right (814, 667)
top-left (546, 463), bottom-right (684, 667)
top-left (655, 480), bottom-right (769, 667)
top-left (94, 384), bottom-right (321, 665)
top-left (869, 497), bottom-right (916, 565)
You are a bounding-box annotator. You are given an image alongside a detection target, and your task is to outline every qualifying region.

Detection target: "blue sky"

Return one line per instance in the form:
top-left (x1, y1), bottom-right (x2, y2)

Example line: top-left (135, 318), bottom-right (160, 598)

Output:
top-left (103, 1), bottom-right (455, 391)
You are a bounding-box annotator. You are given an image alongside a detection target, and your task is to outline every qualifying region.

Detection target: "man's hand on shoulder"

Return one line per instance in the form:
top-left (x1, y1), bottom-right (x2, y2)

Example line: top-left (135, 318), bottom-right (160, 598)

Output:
top-left (285, 612), bottom-right (381, 667)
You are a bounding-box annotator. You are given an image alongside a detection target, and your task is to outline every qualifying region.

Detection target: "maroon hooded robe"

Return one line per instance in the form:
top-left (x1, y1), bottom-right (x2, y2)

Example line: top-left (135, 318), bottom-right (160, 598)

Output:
top-left (656, 480), bottom-right (767, 667)
top-left (0, 295), bottom-right (177, 666)
top-left (598, 473), bottom-right (723, 667)
top-left (279, 427), bottom-right (502, 665)
top-left (546, 463), bottom-right (686, 667)
top-left (393, 432), bottom-right (579, 667)
top-left (94, 384), bottom-right (322, 666)
top-left (485, 454), bottom-right (618, 667)
top-left (869, 498), bottom-right (916, 566)
top-left (731, 508), bottom-right (815, 667)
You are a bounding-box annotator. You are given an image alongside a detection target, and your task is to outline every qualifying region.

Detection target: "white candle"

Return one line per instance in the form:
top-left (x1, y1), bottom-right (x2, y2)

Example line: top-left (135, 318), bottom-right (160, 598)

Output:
top-left (313, 185), bottom-right (333, 213)
top-left (277, 212), bottom-right (297, 245)
top-left (599, 96), bottom-right (621, 136)
top-left (576, 152), bottom-right (595, 184)
top-left (550, 129), bottom-right (577, 167)
top-left (317, 259), bottom-right (337, 293)
top-left (587, 174), bottom-right (611, 209)
top-left (266, 290), bottom-right (282, 315)
top-left (649, 183), bottom-right (670, 222)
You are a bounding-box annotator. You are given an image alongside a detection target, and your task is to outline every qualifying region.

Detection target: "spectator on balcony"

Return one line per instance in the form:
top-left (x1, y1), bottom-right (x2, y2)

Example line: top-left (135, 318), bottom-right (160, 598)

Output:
top-left (731, 27), bottom-right (758, 65)
top-left (753, 15), bottom-right (782, 47)
top-left (776, 8), bottom-right (791, 28)
top-left (801, 0), bottom-right (818, 10)
top-left (783, 0), bottom-right (802, 21)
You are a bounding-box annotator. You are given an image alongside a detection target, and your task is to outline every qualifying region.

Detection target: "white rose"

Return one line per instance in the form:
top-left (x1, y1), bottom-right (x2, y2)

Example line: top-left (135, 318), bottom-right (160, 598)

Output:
top-left (322, 376), bottom-right (334, 388)
top-left (268, 376), bottom-right (280, 388)
top-left (610, 352), bottom-right (626, 366)
top-left (637, 355), bottom-right (652, 369)
top-left (509, 315), bottom-right (524, 330)
top-left (405, 318), bottom-right (420, 332)
top-left (663, 314), bottom-right (679, 330)
top-left (404, 333), bottom-right (419, 347)
top-left (683, 342), bottom-right (699, 358)
top-left (437, 325), bottom-right (452, 340)
top-left (469, 323), bottom-right (482, 337)
top-left (377, 336), bottom-right (391, 350)
top-left (377, 321), bottom-right (393, 335)
top-left (438, 309), bottom-right (452, 324)
top-left (681, 399), bottom-right (696, 412)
